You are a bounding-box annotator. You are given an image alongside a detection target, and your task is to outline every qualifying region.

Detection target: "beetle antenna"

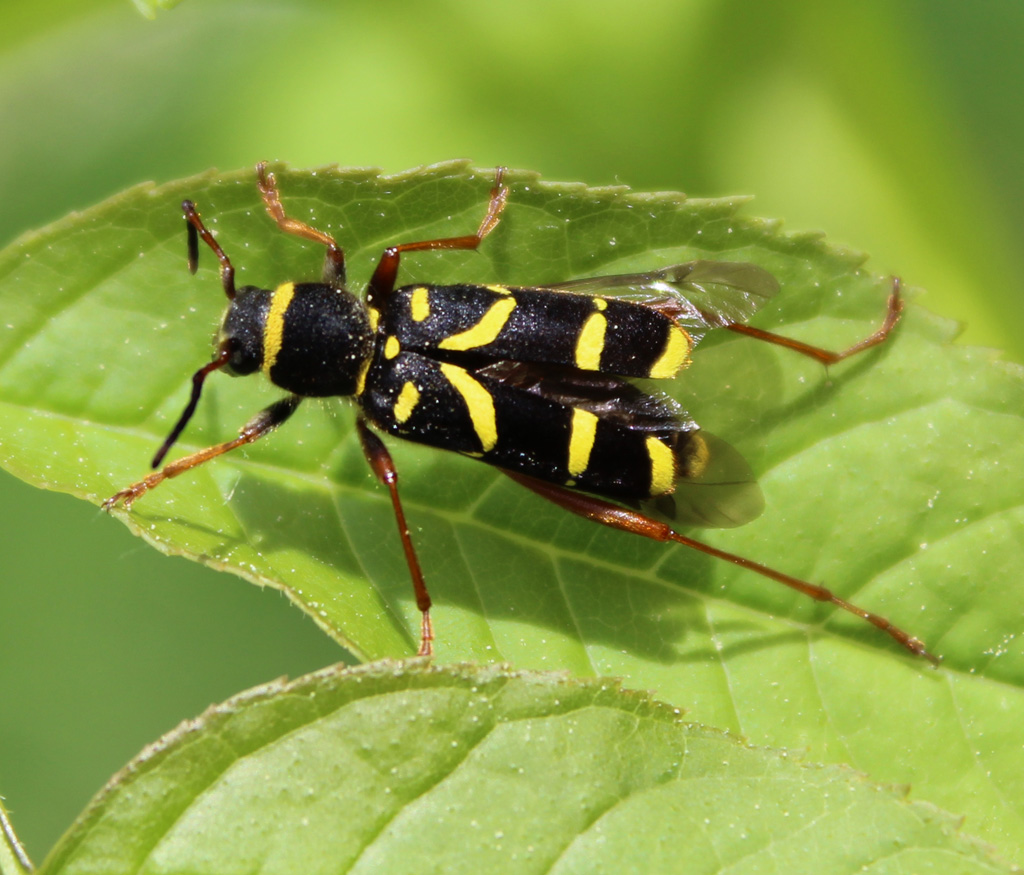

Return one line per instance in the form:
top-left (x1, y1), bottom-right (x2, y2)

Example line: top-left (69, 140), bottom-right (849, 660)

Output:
top-left (182, 200), bottom-right (236, 300)
top-left (184, 203), bottom-right (200, 274)
top-left (151, 348), bottom-right (231, 468)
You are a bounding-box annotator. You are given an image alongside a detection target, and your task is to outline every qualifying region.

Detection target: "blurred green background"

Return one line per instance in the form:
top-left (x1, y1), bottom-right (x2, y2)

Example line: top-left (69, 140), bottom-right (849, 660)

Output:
top-left (1, 0), bottom-right (1022, 861)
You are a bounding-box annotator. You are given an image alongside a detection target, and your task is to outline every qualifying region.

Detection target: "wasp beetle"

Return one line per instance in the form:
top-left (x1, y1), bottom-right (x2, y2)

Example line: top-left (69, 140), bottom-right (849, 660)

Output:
top-left (105, 164), bottom-right (935, 663)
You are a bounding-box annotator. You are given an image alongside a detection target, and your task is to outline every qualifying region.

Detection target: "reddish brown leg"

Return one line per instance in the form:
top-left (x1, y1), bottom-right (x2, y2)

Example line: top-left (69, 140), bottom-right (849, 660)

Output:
top-left (183, 200), bottom-right (236, 299)
top-left (256, 162), bottom-right (347, 285)
top-left (104, 396), bottom-right (302, 510)
top-left (725, 278), bottom-right (904, 365)
top-left (356, 419), bottom-right (434, 656)
top-left (365, 168), bottom-right (509, 310)
top-left (505, 470), bottom-right (938, 664)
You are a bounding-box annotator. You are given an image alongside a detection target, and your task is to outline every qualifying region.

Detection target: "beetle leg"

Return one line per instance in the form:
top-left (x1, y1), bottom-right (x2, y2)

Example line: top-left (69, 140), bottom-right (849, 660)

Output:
top-left (256, 162), bottom-right (347, 286)
top-left (365, 168), bottom-right (509, 311)
top-left (356, 418), bottom-right (434, 656)
top-left (724, 278), bottom-right (904, 366)
top-left (504, 470), bottom-right (938, 664)
top-left (104, 396), bottom-right (302, 510)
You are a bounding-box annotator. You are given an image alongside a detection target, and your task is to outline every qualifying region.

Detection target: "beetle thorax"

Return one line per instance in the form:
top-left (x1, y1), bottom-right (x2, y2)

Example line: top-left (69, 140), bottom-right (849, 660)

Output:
top-left (219, 282), bottom-right (373, 397)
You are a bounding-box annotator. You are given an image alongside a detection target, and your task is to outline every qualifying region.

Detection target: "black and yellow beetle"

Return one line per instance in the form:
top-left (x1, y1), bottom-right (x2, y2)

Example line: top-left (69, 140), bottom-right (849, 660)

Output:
top-left (105, 164), bottom-right (935, 663)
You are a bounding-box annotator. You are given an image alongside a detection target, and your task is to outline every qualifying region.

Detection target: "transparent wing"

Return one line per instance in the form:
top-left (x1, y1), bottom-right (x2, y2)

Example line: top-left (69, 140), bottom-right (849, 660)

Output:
top-left (644, 433), bottom-right (765, 529)
top-left (547, 260), bottom-right (779, 344)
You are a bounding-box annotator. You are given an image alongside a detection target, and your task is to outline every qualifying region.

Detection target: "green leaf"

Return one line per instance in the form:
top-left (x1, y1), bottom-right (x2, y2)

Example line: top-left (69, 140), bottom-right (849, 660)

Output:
top-left (1, 163), bottom-right (1023, 862)
top-left (38, 663), bottom-right (1010, 875)
top-left (130, 0), bottom-right (183, 20)
top-left (0, 802), bottom-right (32, 875)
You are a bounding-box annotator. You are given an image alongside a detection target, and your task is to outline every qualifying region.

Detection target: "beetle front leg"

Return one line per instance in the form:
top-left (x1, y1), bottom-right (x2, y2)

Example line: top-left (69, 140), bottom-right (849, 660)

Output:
top-left (104, 396), bottom-right (302, 510)
top-left (256, 162), bottom-right (347, 286)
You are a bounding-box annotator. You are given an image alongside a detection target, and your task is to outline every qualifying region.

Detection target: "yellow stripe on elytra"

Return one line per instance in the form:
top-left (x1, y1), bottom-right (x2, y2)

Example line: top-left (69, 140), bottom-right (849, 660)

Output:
top-left (567, 408), bottom-right (599, 477)
top-left (394, 381), bottom-right (420, 424)
top-left (410, 287), bottom-right (430, 322)
top-left (262, 282), bottom-right (296, 374)
top-left (355, 357), bottom-right (372, 396)
top-left (575, 311), bottom-right (607, 370)
top-left (439, 363), bottom-right (497, 452)
top-left (646, 436), bottom-right (677, 496)
top-left (649, 325), bottom-right (692, 379)
top-left (438, 297), bottom-right (516, 352)
top-left (367, 306), bottom-right (380, 332)
top-left (485, 284), bottom-right (512, 295)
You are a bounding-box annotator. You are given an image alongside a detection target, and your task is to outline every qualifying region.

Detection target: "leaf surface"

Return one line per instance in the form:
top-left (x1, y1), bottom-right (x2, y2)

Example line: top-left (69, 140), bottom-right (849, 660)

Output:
top-left (1, 163), bottom-right (1022, 861)
top-left (40, 663), bottom-right (1012, 875)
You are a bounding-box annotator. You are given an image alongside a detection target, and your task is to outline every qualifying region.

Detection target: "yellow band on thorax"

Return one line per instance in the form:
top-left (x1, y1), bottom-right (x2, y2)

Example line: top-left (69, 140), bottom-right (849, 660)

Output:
top-left (263, 282), bottom-right (296, 374)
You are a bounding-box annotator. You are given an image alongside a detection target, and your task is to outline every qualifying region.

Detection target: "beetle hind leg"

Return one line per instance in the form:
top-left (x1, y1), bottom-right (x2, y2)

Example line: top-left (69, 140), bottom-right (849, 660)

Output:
top-left (504, 469), bottom-right (938, 664)
top-left (725, 278), bottom-right (904, 366)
